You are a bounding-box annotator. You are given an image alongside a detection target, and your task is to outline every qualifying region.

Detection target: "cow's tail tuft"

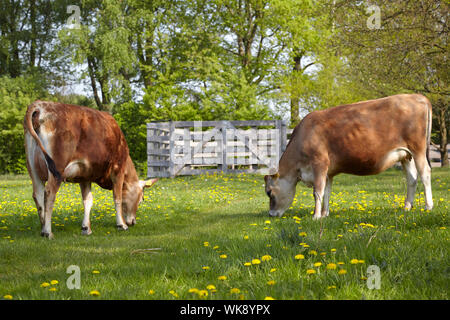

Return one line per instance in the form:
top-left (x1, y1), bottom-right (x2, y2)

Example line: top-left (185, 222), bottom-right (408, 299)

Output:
top-left (24, 102), bottom-right (62, 181)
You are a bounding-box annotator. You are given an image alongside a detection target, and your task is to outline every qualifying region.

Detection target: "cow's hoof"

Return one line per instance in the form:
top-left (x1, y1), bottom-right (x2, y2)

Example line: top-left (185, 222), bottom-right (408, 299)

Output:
top-left (117, 224), bottom-right (128, 231)
top-left (81, 227), bottom-right (92, 236)
top-left (404, 202), bottom-right (412, 211)
top-left (41, 231), bottom-right (54, 239)
top-left (312, 215), bottom-right (322, 221)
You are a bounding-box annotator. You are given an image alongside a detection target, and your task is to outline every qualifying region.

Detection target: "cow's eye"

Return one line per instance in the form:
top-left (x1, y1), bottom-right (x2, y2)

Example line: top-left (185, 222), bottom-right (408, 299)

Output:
top-left (266, 190), bottom-right (272, 197)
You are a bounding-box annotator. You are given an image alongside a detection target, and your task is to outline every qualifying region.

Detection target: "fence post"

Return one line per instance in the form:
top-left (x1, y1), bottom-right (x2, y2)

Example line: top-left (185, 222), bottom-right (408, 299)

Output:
top-left (169, 121), bottom-right (175, 178)
top-left (280, 120), bottom-right (287, 154)
top-left (221, 120), bottom-right (228, 173)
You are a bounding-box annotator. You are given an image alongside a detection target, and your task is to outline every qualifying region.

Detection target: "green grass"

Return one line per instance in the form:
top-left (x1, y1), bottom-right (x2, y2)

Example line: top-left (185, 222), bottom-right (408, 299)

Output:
top-left (0, 168), bottom-right (448, 300)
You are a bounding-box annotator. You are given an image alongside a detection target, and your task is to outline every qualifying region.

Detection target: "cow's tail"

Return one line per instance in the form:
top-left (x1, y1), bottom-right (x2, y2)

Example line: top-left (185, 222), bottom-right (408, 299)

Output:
top-left (24, 102), bottom-right (62, 181)
top-left (425, 99), bottom-right (432, 169)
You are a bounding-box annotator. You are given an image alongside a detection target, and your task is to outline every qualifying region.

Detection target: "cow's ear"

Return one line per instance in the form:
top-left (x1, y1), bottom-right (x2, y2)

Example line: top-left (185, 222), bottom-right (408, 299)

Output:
top-left (142, 178), bottom-right (158, 189)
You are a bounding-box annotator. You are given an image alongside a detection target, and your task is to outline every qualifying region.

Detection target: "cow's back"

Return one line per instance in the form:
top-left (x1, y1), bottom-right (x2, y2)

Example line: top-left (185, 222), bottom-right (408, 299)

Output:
top-left (295, 94), bottom-right (431, 175)
top-left (25, 101), bottom-right (129, 187)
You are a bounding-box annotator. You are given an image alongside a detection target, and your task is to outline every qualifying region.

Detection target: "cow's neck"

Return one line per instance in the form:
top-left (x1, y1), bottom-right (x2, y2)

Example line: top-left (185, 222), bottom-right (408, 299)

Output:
top-left (278, 143), bottom-right (299, 184)
top-left (123, 156), bottom-right (139, 187)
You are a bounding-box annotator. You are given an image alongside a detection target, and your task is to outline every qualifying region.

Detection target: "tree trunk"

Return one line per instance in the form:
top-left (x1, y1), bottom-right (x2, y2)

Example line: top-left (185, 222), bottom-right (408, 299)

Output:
top-left (437, 105), bottom-right (449, 167)
top-left (290, 56), bottom-right (301, 127)
top-left (29, 0), bottom-right (36, 68)
top-left (87, 57), bottom-right (103, 110)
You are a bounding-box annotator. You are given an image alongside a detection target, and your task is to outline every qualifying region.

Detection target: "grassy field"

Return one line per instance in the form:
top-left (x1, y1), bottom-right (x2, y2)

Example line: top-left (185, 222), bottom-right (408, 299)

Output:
top-left (0, 168), bottom-right (448, 300)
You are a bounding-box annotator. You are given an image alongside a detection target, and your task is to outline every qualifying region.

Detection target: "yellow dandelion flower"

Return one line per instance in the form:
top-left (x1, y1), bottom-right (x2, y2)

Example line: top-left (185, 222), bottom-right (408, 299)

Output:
top-left (49, 287), bottom-right (57, 292)
top-left (218, 275), bottom-right (227, 281)
top-left (326, 263), bottom-right (337, 270)
top-left (251, 259), bottom-right (261, 265)
top-left (264, 220), bottom-right (271, 224)
top-left (148, 289), bottom-right (155, 295)
top-left (350, 259), bottom-right (359, 264)
top-left (270, 268), bottom-right (277, 273)
top-left (89, 290), bottom-right (100, 296)
top-left (188, 288), bottom-right (199, 293)
top-left (243, 262), bottom-right (251, 267)
top-left (267, 280), bottom-right (276, 285)
top-left (295, 254), bottom-right (305, 260)
top-left (198, 290), bottom-right (208, 298)
top-left (299, 232), bottom-right (307, 237)
top-left (331, 248), bottom-right (337, 252)
top-left (40, 282), bottom-right (50, 288)
top-left (314, 262), bottom-right (322, 267)
top-left (261, 255), bottom-right (272, 262)
top-left (92, 270), bottom-right (100, 274)
top-left (202, 266), bottom-right (210, 270)
top-left (309, 250), bottom-right (317, 256)
top-left (338, 269), bottom-right (347, 275)
top-left (230, 288), bottom-right (240, 294)
top-left (206, 284), bottom-right (216, 292)
top-left (358, 260), bottom-right (365, 264)
top-left (264, 296), bottom-right (275, 300)
top-left (50, 280), bottom-right (59, 285)
top-left (219, 254), bottom-right (227, 259)
top-left (306, 269), bottom-right (316, 275)
top-left (3, 294), bottom-right (13, 300)
top-left (169, 290), bottom-right (178, 298)
top-left (327, 285), bottom-right (336, 290)
top-left (243, 235), bottom-right (249, 240)
top-left (203, 242), bottom-right (209, 247)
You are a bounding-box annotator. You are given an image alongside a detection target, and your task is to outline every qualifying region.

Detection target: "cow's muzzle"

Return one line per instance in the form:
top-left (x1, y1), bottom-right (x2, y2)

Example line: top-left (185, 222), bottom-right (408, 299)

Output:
top-left (126, 218), bottom-right (136, 226)
top-left (268, 210), bottom-right (284, 217)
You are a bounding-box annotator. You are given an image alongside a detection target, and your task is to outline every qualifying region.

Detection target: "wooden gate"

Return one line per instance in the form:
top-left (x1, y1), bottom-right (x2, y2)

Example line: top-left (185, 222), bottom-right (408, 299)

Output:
top-left (147, 120), bottom-right (287, 178)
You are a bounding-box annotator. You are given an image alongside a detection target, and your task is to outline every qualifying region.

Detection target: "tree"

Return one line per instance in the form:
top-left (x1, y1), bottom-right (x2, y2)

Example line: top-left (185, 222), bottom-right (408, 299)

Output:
top-left (0, 75), bottom-right (52, 173)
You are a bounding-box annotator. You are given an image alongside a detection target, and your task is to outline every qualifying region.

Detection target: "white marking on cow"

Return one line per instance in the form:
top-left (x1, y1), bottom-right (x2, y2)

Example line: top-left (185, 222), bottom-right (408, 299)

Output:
top-left (380, 147), bottom-right (411, 170)
top-left (299, 165), bottom-right (314, 187)
top-left (401, 158), bottom-right (418, 210)
top-left (64, 160), bottom-right (89, 179)
top-left (80, 182), bottom-right (93, 235)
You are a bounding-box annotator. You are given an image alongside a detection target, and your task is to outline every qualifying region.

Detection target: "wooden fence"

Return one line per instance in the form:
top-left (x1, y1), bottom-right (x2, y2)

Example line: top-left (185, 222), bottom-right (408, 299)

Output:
top-left (147, 120), bottom-right (448, 178)
top-left (147, 120), bottom-right (287, 178)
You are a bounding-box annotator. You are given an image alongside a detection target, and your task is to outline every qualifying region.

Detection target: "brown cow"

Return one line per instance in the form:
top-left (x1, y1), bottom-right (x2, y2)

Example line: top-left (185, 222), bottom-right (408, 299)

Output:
top-left (265, 94), bottom-right (433, 219)
top-left (24, 100), bottom-right (157, 238)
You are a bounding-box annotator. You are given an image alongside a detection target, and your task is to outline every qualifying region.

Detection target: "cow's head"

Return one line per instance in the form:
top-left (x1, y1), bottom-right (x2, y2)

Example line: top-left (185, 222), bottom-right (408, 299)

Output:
top-left (122, 178), bottom-right (158, 226)
top-left (264, 173), bottom-right (296, 217)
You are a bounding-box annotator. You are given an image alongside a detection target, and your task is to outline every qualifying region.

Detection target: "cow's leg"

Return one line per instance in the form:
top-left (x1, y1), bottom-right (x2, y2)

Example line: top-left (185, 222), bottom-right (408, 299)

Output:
top-left (41, 176), bottom-right (61, 239)
top-left (414, 154), bottom-right (433, 210)
top-left (321, 176), bottom-right (333, 217)
top-left (80, 182), bottom-right (93, 235)
top-left (312, 167), bottom-right (328, 220)
top-left (401, 158), bottom-right (418, 210)
top-left (30, 175), bottom-right (45, 227)
top-left (112, 174), bottom-right (128, 231)
top-left (25, 145), bottom-right (45, 227)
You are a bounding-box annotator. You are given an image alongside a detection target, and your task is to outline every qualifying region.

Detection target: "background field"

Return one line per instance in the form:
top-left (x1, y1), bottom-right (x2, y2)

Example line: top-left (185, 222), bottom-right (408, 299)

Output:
top-left (0, 168), bottom-right (448, 300)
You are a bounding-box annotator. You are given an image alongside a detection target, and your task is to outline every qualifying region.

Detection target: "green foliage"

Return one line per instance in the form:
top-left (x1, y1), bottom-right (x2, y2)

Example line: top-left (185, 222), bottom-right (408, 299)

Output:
top-left (0, 75), bottom-right (52, 174)
top-left (0, 0), bottom-right (447, 171)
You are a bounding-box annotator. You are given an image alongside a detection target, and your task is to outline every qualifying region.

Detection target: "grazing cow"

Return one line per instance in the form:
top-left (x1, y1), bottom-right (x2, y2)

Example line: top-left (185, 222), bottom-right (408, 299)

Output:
top-left (24, 100), bottom-right (157, 238)
top-left (265, 94), bottom-right (433, 219)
